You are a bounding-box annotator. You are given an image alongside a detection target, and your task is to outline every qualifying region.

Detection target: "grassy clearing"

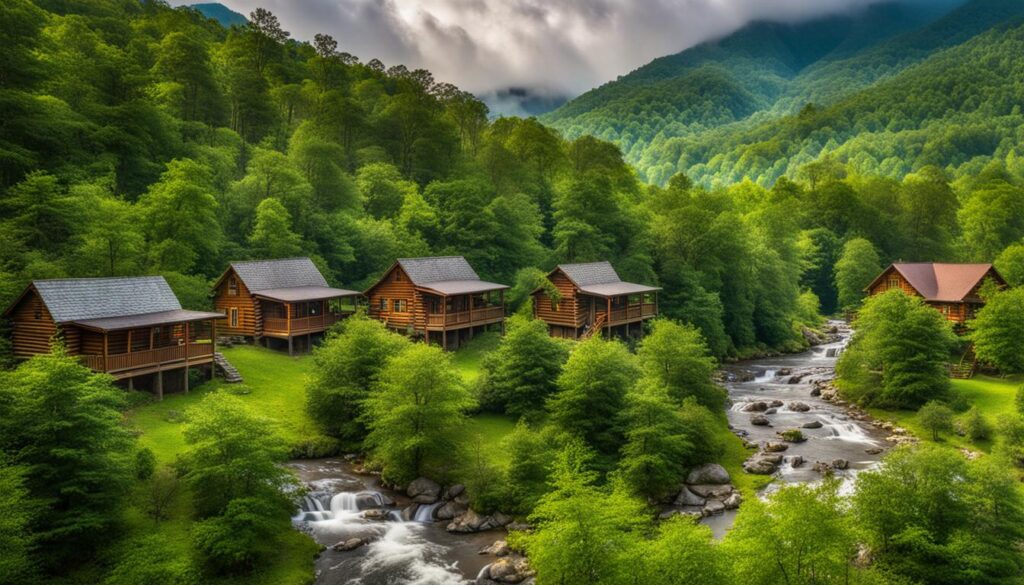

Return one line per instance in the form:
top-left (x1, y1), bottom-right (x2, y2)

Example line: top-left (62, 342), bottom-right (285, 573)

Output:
top-left (452, 331), bottom-right (501, 384)
top-left (463, 413), bottom-right (518, 469)
top-left (868, 374), bottom-right (1021, 453)
top-left (717, 424), bottom-right (770, 497)
top-left (122, 345), bottom-right (320, 585)
top-left (127, 345), bottom-right (316, 462)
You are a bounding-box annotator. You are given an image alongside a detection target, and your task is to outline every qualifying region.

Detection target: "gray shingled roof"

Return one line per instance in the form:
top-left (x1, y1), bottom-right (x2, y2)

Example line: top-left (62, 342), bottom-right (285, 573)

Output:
top-left (397, 257), bottom-right (480, 285)
top-left (558, 262), bottom-right (622, 286)
top-left (251, 286), bottom-right (360, 302)
top-left (32, 277), bottom-right (183, 323)
top-left (556, 262), bottom-right (660, 298)
top-left (230, 258), bottom-right (328, 291)
top-left (73, 309), bottom-right (225, 332)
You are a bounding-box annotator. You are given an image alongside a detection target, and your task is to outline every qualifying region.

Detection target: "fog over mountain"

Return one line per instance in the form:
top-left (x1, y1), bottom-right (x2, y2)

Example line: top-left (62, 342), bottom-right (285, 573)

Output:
top-left (192, 0), bottom-right (961, 100)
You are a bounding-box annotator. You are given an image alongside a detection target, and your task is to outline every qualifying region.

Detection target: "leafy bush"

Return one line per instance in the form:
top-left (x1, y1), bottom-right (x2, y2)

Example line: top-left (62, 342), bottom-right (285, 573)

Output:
top-left (134, 447), bottom-right (156, 481)
top-left (287, 435), bottom-right (340, 459)
top-left (779, 429), bottom-right (806, 443)
top-left (193, 497), bottom-right (291, 573)
top-left (917, 401), bottom-right (954, 441)
top-left (962, 407), bottom-right (992, 442)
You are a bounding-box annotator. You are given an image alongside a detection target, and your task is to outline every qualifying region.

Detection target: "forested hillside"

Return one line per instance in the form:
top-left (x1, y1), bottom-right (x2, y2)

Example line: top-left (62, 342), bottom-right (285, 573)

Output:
top-left (0, 0), bottom-right (833, 358)
top-left (543, 0), bottom-right (1024, 186)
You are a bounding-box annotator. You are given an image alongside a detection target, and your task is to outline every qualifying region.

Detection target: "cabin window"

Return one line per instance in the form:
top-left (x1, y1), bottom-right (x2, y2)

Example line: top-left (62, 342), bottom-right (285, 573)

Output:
top-left (379, 298), bottom-right (388, 312)
top-left (888, 277), bottom-right (900, 289)
top-left (34, 308), bottom-right (41, 320)
top-left (229, 308), bottom-right (238, 328)
top-left (393, 299), bottom-right (406, 313)
top-left (228, 277), bottom-right (238, 296)
top-left (394, 271), bottom-right (403, 282)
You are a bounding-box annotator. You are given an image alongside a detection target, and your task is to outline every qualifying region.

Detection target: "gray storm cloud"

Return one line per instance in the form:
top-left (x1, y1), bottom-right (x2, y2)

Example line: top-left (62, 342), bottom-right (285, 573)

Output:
top-left (209, 0), bottom-right (892, 95)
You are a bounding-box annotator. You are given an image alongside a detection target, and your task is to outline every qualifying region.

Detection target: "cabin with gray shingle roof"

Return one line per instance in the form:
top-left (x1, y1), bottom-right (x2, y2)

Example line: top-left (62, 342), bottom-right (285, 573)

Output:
top-left (532, 261), bottom-right (660, 340)
top-left (866, 262), bottom-right (1006, 325)
top-left (364, 256), bottom-right (509, 349)
top-left (3, 276), bottom-right (224, 396)
top-left (212, 257), bottom-right (360, 353)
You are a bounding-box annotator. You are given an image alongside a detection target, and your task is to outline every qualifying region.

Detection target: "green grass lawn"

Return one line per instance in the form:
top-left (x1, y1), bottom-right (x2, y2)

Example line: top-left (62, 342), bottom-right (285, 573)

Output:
top-left (868, 374), bottom-right (1021, 453)
top-left (452, 331), bottom-right (501, 384)
top-left (127, 345), bottom-right (317, 463)
top-left (463, 412), bottom-right (518, 469)
top-left (717, 424), bottom-right (772, 497)
top-left (122, 345), bottom-right (320, 585)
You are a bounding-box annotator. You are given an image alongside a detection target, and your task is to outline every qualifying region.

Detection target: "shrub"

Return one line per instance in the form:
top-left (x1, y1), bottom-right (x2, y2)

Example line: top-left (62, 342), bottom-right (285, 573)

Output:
top-left (134, 447), bottom-right (157, 481)
top-left (963, 407), bottom-right (992, 442)
top-left (193, 497), bottom-right (291, 573)
top-left (462, 438), bottom-right (506, 515)
top-left (917, 401), bottom-right (954, 441)
top-left (288, 435), bottom-right (340, 459)
top-left (145, 468), bottom-right (180, 522)
top-left (1016, 385), bottom-right (1024, 415)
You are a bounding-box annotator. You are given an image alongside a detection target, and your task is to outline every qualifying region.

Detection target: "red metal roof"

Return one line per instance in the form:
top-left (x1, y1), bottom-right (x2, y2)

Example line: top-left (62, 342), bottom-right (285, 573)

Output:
top-left (870, 263), bottom-right (1000, 302)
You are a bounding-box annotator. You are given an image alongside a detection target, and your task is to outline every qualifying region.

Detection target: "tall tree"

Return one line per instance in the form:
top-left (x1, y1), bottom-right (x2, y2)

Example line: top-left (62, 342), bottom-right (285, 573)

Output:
top-left (834, 237), bottom-right (882, 311)
top-left (480, 315), bottom-right (569, 421)
top-left (248, 197), bottom-right (303, 259)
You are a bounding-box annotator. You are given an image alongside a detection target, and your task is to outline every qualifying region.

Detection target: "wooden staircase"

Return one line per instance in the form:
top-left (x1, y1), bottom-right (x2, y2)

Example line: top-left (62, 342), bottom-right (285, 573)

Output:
top-left (213, 352), bottom-right (243, 383)
top-left (580, 313), bottom-right (607, 341)
top-left (950, 345), bottom-right (977, 380)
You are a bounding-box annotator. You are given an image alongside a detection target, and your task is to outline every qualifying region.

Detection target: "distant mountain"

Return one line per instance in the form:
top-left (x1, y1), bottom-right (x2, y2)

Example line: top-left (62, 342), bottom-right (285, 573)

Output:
top-left (189, 3), bottom-right (247, 28)
top-left (479, 87), bottom-right (569, 118)
top-left (542, 0), bottom-right (1024, 185)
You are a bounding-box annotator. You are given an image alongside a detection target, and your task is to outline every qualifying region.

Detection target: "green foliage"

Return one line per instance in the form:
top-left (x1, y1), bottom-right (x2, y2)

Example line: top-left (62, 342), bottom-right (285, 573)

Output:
top-left (616, 380), bottom-right (694, 501)
top-left (502, 422), bottom-right (552, 515)
top-left (724, 480), bottom-right (858, 585)
top-left (363, 344), bottom-right (473, 484)
top-left (636, 319), bottom-right (723, 409)
top-left (0, 350), bottom-right (134, 570)
top-left (102, 534), bottom-right (200, 585)
top-left (838, 290), bottom-right (956, 408)
top-left (963, 406), bottom-right (992, 442)
top-left (918, 401), bottom-right (955, 440)
top-left (548, 337), bottom-right (639, 458)
top-left (462, 437), bottom-right (506, 515)
top-left (248, 197), bottom-right (303, 258)
top-left (134, 447), bottom-right (157, 481)
top-left (180, 392), bottom-right (296, 518)
top-left (479, 315), bottom-right (569, 420)
top-left (627, 517), bottom-right (728, 585)
top-left (971, 287), bottom-right (1024, 373)
top-left (853, 445), bottom-right (1024, 584)
top-left (1016, 385), bottom-right (1024, 415)
top-left (193, 496), bottom-right (294, 573)
top-left (994, 243), bottom-right (1024, 287)
top-left (0, 459), bottom-right (35, 585)
top-left (305, 312), bottom-right (409, 441)
top-left (834, 237), bottom-right (881, 311)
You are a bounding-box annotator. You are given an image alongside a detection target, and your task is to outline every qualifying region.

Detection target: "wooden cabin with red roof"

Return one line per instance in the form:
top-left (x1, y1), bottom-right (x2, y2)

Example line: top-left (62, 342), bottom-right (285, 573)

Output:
top-left (532, 261), bottom-right (660, 340)
top-left (3, 276), bottom-right (223, 398)
top-left (865, 263), bottom-right (1005, 323)
top-left (212, 257), bottom-right (360, 354)
top-left (364, 256), bottom-right (508, 349)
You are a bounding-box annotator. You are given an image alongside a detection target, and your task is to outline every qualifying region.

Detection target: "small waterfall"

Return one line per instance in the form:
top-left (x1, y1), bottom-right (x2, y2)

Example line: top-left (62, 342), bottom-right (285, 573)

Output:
top-left (826, 422), bottom-right (878, 445)
top-left (331, 492), bottom-right (360, 514)
top-left (754, 368), bottom-right (777, 383)
top-left (358, 523), bottom-right (467, 585)
top-left (414, 502), bottom-right (441, 523)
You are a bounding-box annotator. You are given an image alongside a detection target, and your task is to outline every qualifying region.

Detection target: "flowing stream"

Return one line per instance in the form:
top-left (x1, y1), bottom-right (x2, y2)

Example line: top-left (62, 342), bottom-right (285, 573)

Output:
top-left (290, 321), bottom-right (888, 580)
top-left (289, 459), bottom-right (496, 585)
top-left (702, 321), bottom-right (889, 536)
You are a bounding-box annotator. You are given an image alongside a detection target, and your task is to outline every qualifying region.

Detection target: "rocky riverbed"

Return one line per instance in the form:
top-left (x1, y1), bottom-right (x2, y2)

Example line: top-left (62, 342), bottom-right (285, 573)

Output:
top-left (289, 459), bottom-right (530, 585)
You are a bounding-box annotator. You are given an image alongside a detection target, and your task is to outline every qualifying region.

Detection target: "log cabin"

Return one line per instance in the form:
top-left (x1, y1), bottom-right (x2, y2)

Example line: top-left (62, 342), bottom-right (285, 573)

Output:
top-left (212, 257), bottom-right (360, 354)
top-left (865, 263), bottom-right (1005, 324)
top-left (532, 261), bottom-right (660, 339)
top-left (3, 276), bottom-right (223, 398)
top-left (364, 256), bottom-right (508, 349)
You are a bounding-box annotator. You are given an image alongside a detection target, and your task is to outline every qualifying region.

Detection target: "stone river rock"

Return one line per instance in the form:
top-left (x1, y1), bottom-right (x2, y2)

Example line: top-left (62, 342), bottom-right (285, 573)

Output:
top-left (790, 455), bottom-right (804, 468)
top-left (407, 477), bottom-right (442, 504)
top-left (743, 458), bottom-right (778, 475)
top-left (788, 401), bottom-right (811, 412)
top-left (743, 401), bottom-right (768, 412)
top-left (702, 499), bottom-right (726, 516)
top-left (674, 487), bottom-right (706, 507)
top-left (448, 509), bottom-right (513, 533)
top-left (479, 540), bottom-right (511, 557)
top-left (436, 500), bottom-right (469, 521)
top-left (484, 556), bottom-right (534, 584)
top-left (764, 442), bottom-right (789, 453)
top-left (362, 509), bottom-right (390, 520)
top-left (750, 414), bottom-right (771, 426)
top-left (688, 484), bottom-right (733, 499)
top-left (832, 458), bottom-right (849, 470)
top-left (333, 537), bottom-right (365, 552)
top-left (686, 463), bottom-right (731, 485)
top-left (802, 420), bottom-right (823, 429)
top-left (723, 492), bottom-right (742, 510)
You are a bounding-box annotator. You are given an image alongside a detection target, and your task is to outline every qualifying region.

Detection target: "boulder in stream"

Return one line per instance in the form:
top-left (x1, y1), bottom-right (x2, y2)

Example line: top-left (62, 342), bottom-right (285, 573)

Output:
top-left (832, 458), bottom-right (849, 470)
top-left (764, 442), bottom-right (789, 452)
top-left (802, 420), bottom-right (823, 429)
top-left (750, 414), bottom-right (771, 426)
top-left (702, 499), bottom-right (726, 516)
top-left (479, 540), bottom-right (511, 557)
top-left (688, 484), bottom-right (733, 498)
top-left (743, 401), bottom-right (768, 412)
top-left (482, 556), bottom-right (533, 584)
top-left (436, 500), bottom-right (469, 520)
top-left (723, 492), bottom-right (743, 510)
top-left (743, 458), bottom-right (778, 475)
top-left (333, 537), bottom-right (366, 552)
top-left (788, 401), bottom-right (811, 412)
top-left (408, 477), bottom-right (442, 504)
top-left (674, 487), bottom-right (706, 507)
top-left (686, 463), bottom-right (731, 485)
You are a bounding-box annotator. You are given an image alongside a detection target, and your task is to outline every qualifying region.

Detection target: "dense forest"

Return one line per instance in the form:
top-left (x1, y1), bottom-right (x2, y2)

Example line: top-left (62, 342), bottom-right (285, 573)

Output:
top-left (5, 1), bottom-right (1024, 585)
top-left (543, 0), bottom-right (1024, 187)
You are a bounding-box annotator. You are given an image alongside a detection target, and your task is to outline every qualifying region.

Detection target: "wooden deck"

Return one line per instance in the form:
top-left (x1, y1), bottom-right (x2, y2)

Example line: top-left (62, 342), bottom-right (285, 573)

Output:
top-left (425, 306), bottom-right (504, 330)
top-left (83, 342), bottom-right (214, 378)
top-left (262, 312), bottom-right (346, 337)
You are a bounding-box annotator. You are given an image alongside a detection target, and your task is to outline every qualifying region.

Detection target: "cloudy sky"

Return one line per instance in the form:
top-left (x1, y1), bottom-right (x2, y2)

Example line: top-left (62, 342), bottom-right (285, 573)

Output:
top-left (208, 0), bottom-right (895, 96)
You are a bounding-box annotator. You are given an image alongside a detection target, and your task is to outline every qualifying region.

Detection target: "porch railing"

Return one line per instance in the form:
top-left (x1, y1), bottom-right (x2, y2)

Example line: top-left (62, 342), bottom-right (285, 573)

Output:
top-left (83, 342), bottom-right (214, 373)
top-left (426, 305), bottom-right (505, 327)
top-left (263, 312), bottom-right (344, 335)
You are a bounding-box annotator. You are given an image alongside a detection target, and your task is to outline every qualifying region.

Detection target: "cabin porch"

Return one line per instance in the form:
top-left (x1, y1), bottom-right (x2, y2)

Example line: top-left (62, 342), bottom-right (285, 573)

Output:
top-left (574, 292), bottom-right (657, 339)
top-left (421, 290), bottom-right (506, 349)
top-left (258, 297), bottom-right (357, 354)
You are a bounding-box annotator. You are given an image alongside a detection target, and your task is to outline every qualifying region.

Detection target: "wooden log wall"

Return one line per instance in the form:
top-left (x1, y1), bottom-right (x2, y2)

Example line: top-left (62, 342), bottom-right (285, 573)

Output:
top-left (213, 268), bottom-right (259, 336)
top-left (532, 270), bottom-right (580, 328)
